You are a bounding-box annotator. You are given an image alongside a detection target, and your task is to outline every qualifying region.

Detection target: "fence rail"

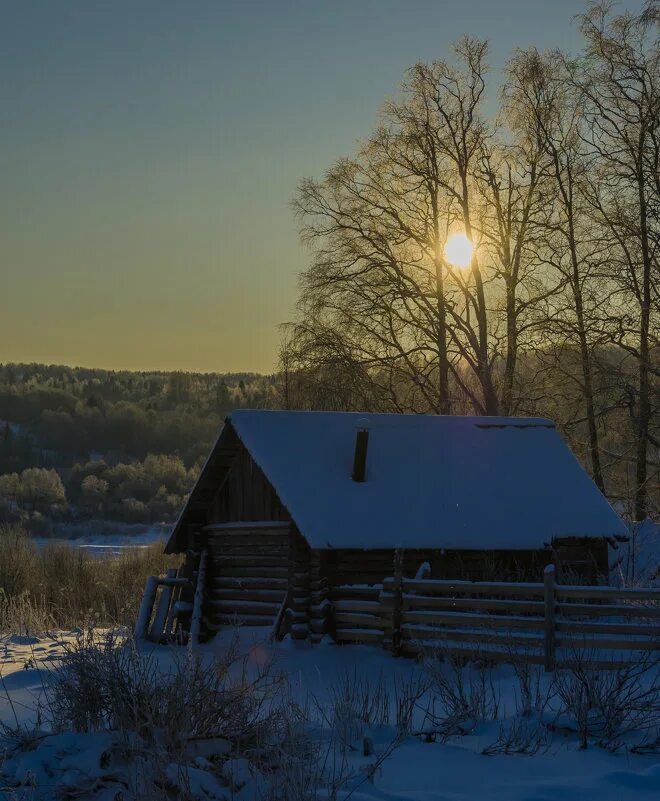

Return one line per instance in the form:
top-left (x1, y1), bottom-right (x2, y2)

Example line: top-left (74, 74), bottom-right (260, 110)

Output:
top-left (332, 565), bottom-right (660, 669)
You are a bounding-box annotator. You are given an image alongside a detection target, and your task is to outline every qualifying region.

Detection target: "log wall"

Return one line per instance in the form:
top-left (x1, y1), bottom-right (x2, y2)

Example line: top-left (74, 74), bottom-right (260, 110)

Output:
top-left (211, 446), bottom-right (290, 524)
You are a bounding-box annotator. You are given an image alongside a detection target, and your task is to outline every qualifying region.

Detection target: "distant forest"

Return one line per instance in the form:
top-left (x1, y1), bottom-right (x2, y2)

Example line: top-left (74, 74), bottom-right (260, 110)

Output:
top-left (0, 363), bottom-right (277, 528)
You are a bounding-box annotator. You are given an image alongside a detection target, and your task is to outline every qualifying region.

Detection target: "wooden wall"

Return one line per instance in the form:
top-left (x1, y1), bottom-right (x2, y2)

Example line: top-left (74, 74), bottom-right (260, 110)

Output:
top-left (210, 445), bottom-right (290, 525)
top-left (320, 542), bottom-right (608, 588)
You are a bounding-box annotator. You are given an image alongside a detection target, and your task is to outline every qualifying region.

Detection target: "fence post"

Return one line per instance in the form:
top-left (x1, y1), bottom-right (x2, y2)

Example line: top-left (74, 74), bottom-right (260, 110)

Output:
top-left (188, 549), bottom-right (208, 650)
top-left (391, 548), bottom-right (404, 655)
top-left (543, 564), bottom-right (556, 672)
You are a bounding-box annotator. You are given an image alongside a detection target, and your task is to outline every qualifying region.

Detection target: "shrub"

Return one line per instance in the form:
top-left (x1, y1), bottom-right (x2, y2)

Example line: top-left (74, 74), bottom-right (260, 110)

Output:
top-left (422, 653), bottom-right (500, 739)
top-left (553, 647), bottom-right (660, 750)
top-left (48, 631), bottom-right (286, 758)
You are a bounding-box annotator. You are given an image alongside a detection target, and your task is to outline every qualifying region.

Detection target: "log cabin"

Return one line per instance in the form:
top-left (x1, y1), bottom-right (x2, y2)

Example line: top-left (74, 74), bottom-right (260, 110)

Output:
top-left (160, 410), bottom-right (627, 644)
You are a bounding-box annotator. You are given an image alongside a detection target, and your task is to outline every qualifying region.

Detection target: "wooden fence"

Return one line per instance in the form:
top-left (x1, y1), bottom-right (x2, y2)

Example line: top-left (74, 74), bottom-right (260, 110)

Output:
top-left (333, 565), bottom-right (660, 670)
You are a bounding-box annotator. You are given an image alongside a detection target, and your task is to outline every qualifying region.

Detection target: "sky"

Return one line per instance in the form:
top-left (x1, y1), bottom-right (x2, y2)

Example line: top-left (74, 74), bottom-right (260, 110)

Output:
top-left (0, 0), bottom-right (647, 374)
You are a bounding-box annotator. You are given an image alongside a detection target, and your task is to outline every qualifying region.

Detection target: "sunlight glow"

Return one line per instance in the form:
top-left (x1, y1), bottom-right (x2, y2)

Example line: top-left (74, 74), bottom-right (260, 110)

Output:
top-left (443, 233), bottom-right (474, 269)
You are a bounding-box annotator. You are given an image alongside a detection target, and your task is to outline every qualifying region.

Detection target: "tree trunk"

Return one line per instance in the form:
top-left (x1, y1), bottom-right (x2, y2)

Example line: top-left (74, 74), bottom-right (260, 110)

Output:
top-left (434, 254), bottom-right (451, 415)
top-left (502, 277), bottom-right (518, 416)
top-left (568, 228), bottom-right (604, 493)
top-left (634, 173), bottom-right (652, 520)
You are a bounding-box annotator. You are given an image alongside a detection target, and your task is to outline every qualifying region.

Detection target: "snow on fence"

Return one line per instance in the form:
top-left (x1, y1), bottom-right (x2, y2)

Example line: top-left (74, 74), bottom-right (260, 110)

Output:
top-left (333, 565), bottom-right (660, 670)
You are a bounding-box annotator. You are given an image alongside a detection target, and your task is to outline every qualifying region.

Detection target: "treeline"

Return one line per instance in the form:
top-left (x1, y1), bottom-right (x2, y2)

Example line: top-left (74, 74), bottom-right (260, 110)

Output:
top-left (0, 455), bottom-right (195, 524)
top-left (282, 3), bottom-right (659, 521)
top-left (0, 364), bottom-right (278, 525)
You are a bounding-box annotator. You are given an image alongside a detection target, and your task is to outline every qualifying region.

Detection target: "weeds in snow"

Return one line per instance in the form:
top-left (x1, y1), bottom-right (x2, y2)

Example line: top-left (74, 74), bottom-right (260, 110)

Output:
top-left (48, 629), bottom-right (285, 759)
top-left (552, 647), bottom-right (660, 750)
top-left (313, 667), bottom-right (429, 752)
top-left (422, 653), bottom-right (500, 739)
top-left (481, 716), bottom-right (550, 756)
top-left (510, 656), bottom-right (555, 719)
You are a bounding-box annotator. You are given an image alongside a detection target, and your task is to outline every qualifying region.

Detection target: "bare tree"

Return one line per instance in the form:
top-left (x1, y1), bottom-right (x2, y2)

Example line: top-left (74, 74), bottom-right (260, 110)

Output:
top-left (505, 48), bottom-right (607, 490)
top-left (474, 131), bottom-right (555, 414)
top-left (283, 11), bottom-right (657, 513)
top-left (574, 1), bottom-right (659, 518)
top-left (291, 39), bottom-right (531, 416)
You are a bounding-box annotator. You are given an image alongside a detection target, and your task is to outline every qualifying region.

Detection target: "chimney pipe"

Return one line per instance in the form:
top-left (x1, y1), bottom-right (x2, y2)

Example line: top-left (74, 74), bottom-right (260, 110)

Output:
top-left (352, 425), bottom-right (369, 482)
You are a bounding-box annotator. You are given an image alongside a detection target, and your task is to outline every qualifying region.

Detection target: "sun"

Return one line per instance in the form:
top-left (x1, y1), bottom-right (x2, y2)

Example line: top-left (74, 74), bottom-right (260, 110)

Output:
top-left (443, 233), bottom-right (474, 269)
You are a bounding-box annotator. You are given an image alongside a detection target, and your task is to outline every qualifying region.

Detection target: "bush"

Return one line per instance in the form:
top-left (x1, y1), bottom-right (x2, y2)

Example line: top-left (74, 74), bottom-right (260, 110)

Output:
top-left (553, 648), bottom-right (660, 750)
top-left (48, 631), bottom-right (287, 762)
top-left (422, 653), bottom-right (500, 739)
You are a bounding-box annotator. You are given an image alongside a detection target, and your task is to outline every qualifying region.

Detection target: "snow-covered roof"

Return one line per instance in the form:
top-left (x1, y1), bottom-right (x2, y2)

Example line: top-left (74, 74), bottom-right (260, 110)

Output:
top-left (181, 410), bottom-right (625, 551)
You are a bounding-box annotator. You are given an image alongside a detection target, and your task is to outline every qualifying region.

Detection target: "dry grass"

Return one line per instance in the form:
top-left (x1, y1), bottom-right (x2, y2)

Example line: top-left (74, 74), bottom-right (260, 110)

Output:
top-left (0, 524), bottom-right (180, 633)
top-left (48, 631), bottom-right (285, 752)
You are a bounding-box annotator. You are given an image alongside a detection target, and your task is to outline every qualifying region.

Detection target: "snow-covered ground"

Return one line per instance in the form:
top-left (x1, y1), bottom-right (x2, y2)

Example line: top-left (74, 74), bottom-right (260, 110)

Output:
top-left (2, 627), bottom-right (659, 800)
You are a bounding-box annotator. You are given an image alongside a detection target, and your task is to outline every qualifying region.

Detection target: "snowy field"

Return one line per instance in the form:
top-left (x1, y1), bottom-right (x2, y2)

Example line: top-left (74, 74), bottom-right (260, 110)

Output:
top-left (0, 520), bottom-right (657, 799)
top-left (2, 627), bottom-right (660, 801)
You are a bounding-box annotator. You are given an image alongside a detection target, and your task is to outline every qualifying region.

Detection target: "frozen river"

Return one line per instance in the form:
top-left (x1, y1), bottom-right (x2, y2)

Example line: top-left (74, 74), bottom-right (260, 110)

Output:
top-left (31, 522), bottom-right (169, 557)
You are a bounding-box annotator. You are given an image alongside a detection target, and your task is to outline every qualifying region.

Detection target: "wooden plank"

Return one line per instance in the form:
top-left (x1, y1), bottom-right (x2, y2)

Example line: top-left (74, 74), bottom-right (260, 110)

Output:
top-left (208, 531), bottom-right (289, 541)
top-left (402, 610), bottom-right (545, 631)
top-left (401, 625), bottom-right (544, 648)
top-left (397, 595), bottom-right (546, 615)
top-left (211, 577), bottom-right (288, 590)
top-left (557, 602), bottom-right (660, 619)
top-left (385, 578), bottom-right (545, 597)
top-left (271, 589), bottom-right (292, 641)
top-left (556, 619), bottom-right (660, 637)
top-left (154, 577), bottom-right (190, 587)
top-left (334, 600), bottom-right (381, 614)
top-left (149, 568), bottom-right (177, 641)
top-left (211, 614), bottom-right (277, 627)
top-left (214, 567), bottom-right (288, 579)
top-left (556, 586), bottom-right (660, 601)
top-left (335, 611), bottom-right (383, 628)
top-left (555, 634), bottom-right (660, 651)
top-left (209, 589), bottom-right (285, 603)
top-left (208, 545), bottom-right (289, 557)
top-left (210, 557), bottom-right (289, 567)
top-left (209, 600), bottom-right (280, 615)
top-left (204, 521), bottom-right (290, 531)
top-left (332, 585), bottom-right (382, 600)
top-left (208, 536), bottom-right (289, 547)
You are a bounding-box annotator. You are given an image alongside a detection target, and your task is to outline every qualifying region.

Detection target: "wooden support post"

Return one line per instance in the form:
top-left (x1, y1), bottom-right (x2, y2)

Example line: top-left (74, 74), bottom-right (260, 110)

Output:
top-left (544, 564), bottom-right (556, 672)
top-left (308, 551), bottom-right (329, 643)
top-left (391, 548), bottom-right (404, 655)
top-left (271, 589), bottom-right (292, 641)
top-left (136, 575), bottom-right (159, 641)
top-left (149, 568), bottom-right (177, 641)
top-left (189, 549), bottom-right (208, 649)
top-left (164, 567), bottom-right (184, 639)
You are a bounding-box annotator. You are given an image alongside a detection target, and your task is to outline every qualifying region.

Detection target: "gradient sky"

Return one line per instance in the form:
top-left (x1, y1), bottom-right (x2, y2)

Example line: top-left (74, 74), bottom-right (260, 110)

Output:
top-left (0, 0), bottom-right (646, 373)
